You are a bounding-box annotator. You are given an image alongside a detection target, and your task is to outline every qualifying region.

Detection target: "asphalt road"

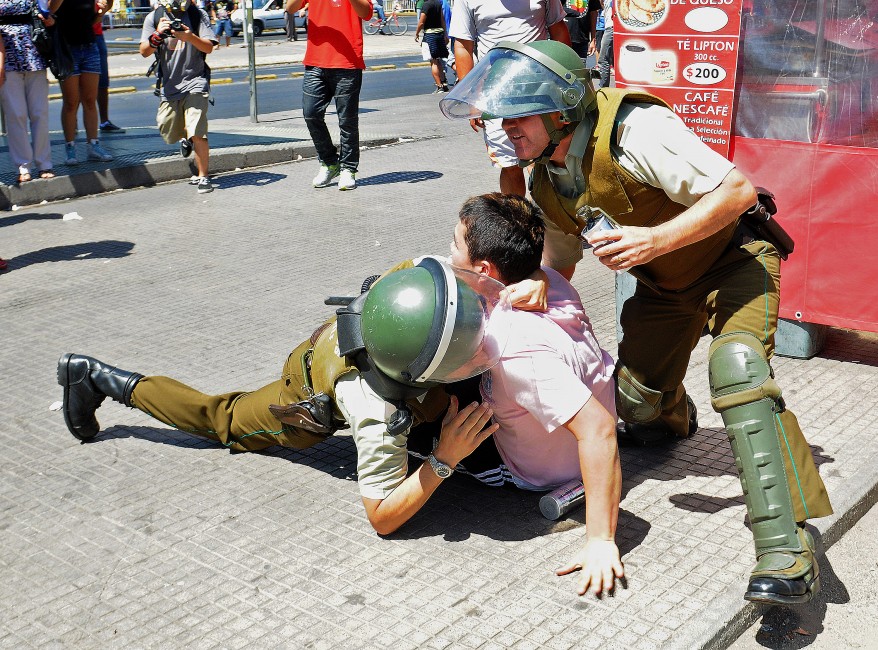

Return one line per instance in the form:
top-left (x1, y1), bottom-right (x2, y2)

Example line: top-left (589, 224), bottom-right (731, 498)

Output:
top-left (46, 60), bottom-right (446, 130)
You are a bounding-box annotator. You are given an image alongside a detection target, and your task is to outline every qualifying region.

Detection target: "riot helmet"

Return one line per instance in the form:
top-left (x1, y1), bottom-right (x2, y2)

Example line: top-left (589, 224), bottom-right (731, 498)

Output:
top-left (360, 256), bottom-right (510, 386)
top-left (440, 40), bottom-right (596, 163)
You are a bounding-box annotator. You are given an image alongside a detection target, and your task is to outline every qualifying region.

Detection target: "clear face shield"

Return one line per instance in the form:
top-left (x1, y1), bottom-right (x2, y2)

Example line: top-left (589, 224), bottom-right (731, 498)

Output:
top-left (439, 46), bottom-right (587, 121)
top-left (414, 261), bottom-right (512, 384)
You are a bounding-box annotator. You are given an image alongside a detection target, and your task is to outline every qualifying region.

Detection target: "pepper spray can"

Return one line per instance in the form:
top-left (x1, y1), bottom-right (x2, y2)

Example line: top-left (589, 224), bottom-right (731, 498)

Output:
top-left (539, 479), bottom-right (585, 520)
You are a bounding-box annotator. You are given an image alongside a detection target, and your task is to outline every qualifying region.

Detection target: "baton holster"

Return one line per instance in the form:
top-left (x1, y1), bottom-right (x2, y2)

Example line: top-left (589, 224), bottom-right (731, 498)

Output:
top-left (740, 187), bottom-right (795, 260)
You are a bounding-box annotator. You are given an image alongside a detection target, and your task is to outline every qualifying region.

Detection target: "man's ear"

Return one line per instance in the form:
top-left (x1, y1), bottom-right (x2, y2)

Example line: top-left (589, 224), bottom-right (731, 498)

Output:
top-left (476, 259), bottom-right (502, 282)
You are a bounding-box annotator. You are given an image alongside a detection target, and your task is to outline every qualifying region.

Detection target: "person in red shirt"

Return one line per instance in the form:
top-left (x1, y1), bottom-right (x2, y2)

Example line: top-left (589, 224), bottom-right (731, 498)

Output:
top-left (284, 0), bottom-right (371, 191)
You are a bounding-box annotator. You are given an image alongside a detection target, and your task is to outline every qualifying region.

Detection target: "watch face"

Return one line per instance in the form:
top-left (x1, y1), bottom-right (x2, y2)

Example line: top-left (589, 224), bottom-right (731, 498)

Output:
top-left (430, 455), bottom-right (452, 478)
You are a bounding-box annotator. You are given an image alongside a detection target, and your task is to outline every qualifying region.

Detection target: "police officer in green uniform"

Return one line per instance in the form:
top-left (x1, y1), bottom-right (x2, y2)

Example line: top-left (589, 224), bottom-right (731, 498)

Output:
top-left (58, 256), bottom-right (510, 536)
top-left (440, 41), bottom-right (833, 605)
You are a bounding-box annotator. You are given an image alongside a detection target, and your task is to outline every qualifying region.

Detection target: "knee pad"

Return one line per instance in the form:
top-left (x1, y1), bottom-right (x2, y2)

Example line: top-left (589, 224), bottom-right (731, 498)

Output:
top-left (615, 365), bottom-right (663, 424)
top-left (709, 331), bottom-right (782, 412)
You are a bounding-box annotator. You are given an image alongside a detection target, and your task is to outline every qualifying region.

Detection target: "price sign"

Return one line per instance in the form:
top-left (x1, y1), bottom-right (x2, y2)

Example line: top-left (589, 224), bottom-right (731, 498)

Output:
top-left (613, 0), bottom-right (744, 157)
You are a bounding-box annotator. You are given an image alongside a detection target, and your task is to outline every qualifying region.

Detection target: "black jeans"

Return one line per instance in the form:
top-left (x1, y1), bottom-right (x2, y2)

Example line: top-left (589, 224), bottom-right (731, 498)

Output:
top-left (302, 67), bottom-right (362, 172)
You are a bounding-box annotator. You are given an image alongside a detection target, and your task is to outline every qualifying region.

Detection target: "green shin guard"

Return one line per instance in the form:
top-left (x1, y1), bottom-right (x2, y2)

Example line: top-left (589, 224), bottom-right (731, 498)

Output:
top-left (709, 332), bottom-right (820, 605)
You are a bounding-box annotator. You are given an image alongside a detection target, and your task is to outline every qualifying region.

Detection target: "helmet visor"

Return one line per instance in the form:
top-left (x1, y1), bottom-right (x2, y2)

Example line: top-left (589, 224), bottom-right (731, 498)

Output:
top-left (439, 46), bottom-right (586, 120)
top-left (417, 265), bottom-right (511, 383)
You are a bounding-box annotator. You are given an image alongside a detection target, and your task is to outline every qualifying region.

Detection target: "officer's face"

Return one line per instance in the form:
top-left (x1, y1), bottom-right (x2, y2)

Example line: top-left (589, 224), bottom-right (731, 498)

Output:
top-left (502, 114), bottom-right (559, 160)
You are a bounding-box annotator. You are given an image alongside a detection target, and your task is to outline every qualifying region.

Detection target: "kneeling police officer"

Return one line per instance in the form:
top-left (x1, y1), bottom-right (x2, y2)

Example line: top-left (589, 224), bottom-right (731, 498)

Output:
top-left (440, 40), bottom-right (833, 605)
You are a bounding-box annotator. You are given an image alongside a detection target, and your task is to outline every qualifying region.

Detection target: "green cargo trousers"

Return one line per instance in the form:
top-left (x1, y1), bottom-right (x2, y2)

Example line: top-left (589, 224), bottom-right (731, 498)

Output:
top-left (618, 240), bottom-right (833, 522)
top-left (128, 340), bottom-right (330, 452)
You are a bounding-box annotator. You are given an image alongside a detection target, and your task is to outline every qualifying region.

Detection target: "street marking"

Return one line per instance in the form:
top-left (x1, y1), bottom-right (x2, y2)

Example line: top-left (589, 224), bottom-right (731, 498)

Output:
top-left (108, 86), bottom-right (137, 94)
top-left (213, 78), bottom-right (234, 84)
top-left (369, 64), bottom-right (396, 71)
top-left (290, 71), bottom-right (305, 78)
top-left (255, 74), bottom-right (278, 80)
top-left (49, 93), bottom-right (62, 100)
top-left (406, 62), bottom-right (431, 68)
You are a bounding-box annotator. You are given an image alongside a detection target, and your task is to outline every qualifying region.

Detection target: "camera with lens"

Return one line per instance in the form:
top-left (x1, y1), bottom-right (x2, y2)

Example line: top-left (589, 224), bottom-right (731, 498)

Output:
top-left (167, 18), bottom-right (184, 31)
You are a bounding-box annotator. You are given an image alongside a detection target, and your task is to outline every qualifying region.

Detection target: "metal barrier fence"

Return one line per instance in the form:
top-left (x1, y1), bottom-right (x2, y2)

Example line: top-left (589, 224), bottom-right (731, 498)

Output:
top-left (103, 7), bottom-right (154, 29)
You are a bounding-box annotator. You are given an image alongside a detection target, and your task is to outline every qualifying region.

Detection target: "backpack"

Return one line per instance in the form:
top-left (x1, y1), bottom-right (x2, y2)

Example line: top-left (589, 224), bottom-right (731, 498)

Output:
top-left (146, 4), bottom-right (211, 95)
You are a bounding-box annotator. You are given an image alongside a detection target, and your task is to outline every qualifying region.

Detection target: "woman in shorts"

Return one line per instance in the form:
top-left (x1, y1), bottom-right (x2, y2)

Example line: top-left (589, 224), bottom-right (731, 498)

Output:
top-left (54, 0), bottom-right (114, 164)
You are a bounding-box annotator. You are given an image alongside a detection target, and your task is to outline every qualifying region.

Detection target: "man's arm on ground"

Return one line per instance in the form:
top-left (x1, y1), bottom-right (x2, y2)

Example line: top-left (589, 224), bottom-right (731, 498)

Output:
top-left (589, 168), bottom-right (756, 271)
top-left (361, 396), bottom-right (498, 535)
top-left (555, 395), bottom-right (624, 596)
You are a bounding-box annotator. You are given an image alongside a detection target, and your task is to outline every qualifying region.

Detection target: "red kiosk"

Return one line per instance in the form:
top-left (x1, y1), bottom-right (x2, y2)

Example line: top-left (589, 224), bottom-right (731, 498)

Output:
top-left (613, 0), bottom-right (878, 353)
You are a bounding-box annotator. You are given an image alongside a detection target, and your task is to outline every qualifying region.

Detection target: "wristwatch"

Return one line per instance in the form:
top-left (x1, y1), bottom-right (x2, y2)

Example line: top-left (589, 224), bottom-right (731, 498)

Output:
top-left (426, 454), bottom-right (454, 479)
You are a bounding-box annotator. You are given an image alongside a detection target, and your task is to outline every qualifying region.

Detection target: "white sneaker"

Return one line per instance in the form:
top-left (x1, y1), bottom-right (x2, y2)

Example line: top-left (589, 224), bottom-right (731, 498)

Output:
top-left (338, 168), bottom-right (356, 191)
top-left (312, 163), bottom-right (340, 188)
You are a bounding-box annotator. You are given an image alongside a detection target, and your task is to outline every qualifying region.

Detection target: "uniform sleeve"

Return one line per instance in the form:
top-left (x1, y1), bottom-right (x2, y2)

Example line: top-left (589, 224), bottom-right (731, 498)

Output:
top-left (613, 102), bottom-right (736, 207)
top-left (334, 371), bottom-right (410, 500)
top-left (448, 0), bottom-right (475, 42)
top-left (546, 0), bottom-right (567, 28)
top-left (501, 346), bottom-right (592, 433)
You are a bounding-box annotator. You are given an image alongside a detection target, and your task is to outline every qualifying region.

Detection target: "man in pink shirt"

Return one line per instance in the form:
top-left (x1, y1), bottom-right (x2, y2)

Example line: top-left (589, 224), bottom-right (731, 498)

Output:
top-left (450, 192), bottom-right (623, 597)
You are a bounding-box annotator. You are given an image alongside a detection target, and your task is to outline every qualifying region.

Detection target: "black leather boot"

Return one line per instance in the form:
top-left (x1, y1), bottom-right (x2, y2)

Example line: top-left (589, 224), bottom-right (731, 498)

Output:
top-left (57, 353), bottom-right (143, 441)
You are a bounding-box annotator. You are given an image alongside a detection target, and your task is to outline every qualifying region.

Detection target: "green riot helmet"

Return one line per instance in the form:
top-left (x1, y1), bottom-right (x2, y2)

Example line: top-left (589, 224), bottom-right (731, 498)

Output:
top-left (440, 40), bottom-right (596, 123)
top-left (361, 256), bottom-right (511, 387)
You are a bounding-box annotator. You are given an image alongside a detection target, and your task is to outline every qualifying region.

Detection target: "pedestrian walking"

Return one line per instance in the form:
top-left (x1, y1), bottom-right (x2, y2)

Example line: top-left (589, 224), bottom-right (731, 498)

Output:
top-left (286, 0), bottom-right (372, 191)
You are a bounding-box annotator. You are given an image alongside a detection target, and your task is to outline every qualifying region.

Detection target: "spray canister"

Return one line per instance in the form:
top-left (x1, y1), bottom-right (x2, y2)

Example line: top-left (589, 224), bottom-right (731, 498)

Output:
top-left (539, 479), bottom-right (585, 520)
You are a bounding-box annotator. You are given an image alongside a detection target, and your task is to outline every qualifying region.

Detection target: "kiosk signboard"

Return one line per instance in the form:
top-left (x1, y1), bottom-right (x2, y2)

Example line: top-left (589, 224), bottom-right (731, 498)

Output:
top-left (613, 0), bottom-right (744, 157)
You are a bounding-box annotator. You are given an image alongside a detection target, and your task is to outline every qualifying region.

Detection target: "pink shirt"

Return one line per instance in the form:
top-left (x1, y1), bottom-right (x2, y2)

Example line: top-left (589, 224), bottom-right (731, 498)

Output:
top-left (480, 267), bottom-right (616, 489)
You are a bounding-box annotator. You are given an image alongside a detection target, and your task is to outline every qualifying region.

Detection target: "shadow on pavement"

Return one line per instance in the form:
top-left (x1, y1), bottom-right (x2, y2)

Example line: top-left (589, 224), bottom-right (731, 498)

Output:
top-left (214, 170), bottom-right (288, 189)
top-left (819, 327), bottom-right (878, 368)
top-left (89, 422), bottom-right (651, 547)
top-left (620, 426), bottom-right (835, 515)
top-left (357, 170), bottom-right (442, 186)
top-left (3, 240), bottom-right (135, 272)
top-left (0, 212), bottom-right (65, 228)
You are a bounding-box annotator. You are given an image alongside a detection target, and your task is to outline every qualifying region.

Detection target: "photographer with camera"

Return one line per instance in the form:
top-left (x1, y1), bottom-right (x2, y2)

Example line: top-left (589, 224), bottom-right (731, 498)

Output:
top-left (140, 0), bottom-right (218, 193)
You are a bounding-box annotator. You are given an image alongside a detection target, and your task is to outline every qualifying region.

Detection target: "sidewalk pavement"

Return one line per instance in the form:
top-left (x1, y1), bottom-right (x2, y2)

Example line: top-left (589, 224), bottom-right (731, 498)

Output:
top-left (0, 33), bottom-right (424, 210)
top-left (3, 34), bottom-right (878, 650)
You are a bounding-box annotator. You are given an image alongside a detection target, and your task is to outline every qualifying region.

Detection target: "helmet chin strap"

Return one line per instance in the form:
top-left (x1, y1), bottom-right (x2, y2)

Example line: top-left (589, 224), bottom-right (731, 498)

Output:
top-left (519, 114), bottom-right (578, 166)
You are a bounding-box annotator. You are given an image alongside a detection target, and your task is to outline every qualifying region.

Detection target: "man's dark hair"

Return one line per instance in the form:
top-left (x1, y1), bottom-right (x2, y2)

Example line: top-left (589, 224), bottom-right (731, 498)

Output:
top-left (458, 193), bottom-right (545, 284)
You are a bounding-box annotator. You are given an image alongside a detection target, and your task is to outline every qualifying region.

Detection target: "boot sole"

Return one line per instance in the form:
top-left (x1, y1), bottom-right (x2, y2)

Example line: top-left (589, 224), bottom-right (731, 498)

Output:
top-left (57, 353), bottom-right (98, 441)
top-left (744, 575), bottom-right (820, 606)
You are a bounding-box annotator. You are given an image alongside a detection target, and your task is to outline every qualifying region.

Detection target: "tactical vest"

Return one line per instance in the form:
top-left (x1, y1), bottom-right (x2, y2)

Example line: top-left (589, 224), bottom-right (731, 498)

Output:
top-left (530, 88), bottom-right (738, 291)
top-left (279, 259), bottom-right (451, 448)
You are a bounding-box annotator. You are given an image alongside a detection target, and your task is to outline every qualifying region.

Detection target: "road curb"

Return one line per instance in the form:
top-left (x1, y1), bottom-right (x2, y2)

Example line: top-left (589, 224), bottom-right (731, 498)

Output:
top-left (0, 136), bottom-right (405, 210)
top-left (674, 458), bottom-right (878, 650)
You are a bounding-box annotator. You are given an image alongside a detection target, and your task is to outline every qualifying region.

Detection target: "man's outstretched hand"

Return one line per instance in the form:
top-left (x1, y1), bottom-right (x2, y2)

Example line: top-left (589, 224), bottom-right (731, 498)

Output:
top-left (556, 539), bottom-right (625, 596)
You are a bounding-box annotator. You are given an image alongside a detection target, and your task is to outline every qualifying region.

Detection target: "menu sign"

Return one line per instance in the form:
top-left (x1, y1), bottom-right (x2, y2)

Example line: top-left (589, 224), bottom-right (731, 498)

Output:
top-left (613, 0), bottom-right (744, 157)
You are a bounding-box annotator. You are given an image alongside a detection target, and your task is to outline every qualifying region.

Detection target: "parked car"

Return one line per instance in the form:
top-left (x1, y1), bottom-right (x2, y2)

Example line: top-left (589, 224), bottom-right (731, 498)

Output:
top-left (230, 0), bottom-right (307, 37)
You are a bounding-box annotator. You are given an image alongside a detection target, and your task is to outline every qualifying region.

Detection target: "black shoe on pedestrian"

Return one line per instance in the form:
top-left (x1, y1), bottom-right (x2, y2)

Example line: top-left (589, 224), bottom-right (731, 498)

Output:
top-left (100, 121), bottom-right (126, 134)
top-left (57, 353), bottom-right (143, 441)
top-left (617, 395), bottom-right (698, 446)
top-left (179, 137), bottom-right (193, 158)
